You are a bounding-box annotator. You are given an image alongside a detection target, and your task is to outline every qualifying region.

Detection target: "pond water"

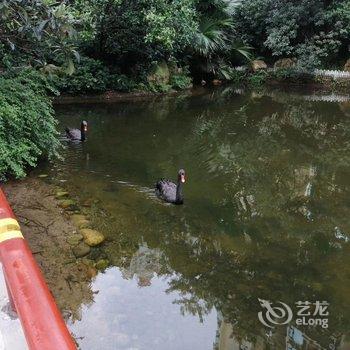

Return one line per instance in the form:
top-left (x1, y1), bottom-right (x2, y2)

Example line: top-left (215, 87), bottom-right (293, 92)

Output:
top-left (48, 87), bottom-right (350, 349)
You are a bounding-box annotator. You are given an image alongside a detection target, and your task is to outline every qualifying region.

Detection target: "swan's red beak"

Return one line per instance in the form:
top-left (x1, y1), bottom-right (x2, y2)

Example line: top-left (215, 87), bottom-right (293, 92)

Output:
top-left (181, 174), bottom-right (186, 183)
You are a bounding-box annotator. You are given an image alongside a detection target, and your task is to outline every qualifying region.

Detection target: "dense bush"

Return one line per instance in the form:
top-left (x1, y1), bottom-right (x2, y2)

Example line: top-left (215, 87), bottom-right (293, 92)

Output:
top-left (51, 56), bottom-right (192, 94)
top-left (53, 57), bottom-right (110, 94)
top-left (108, 74), bottom-right (138, 93)
top-left (95, 0), bottom-right (197, 70)
top-left (170, 70), bottom-right (193, 90)
top-left (247, 70), bottom-right (268, 87)
top-left (52, 56), bottom-right (142, 94)
top-left (0, 0), bottom-right (78, 72)
top-left (233, 0), bottom-right (350, 70)
top-left (0, 70), bottom-right (60, 179)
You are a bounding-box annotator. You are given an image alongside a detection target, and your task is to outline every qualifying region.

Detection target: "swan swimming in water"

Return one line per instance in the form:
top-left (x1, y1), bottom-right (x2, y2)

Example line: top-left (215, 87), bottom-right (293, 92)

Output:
top-left (155, 169), bottom-right (186, 205)
top-left (65, 120), bottom-right (88, 141)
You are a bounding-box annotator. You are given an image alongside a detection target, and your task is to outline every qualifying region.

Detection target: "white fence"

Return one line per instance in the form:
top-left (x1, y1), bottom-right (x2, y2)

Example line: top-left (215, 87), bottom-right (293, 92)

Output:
top-left (234, 66), bottom-right (350, 79)
top-left (314, 69), bottom-right (350, 79)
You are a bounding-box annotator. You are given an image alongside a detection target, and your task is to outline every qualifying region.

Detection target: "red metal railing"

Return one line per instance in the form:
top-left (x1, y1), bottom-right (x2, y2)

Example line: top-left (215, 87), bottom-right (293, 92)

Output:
top-left (0, 188), bottom-right (76, 350)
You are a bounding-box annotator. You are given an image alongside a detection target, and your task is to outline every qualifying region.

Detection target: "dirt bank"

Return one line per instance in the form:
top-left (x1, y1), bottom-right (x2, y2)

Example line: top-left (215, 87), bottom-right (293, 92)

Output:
top-left (2, 177), bottom-right (94, 320)
top-left (53, 87), bottom-right (208, 105)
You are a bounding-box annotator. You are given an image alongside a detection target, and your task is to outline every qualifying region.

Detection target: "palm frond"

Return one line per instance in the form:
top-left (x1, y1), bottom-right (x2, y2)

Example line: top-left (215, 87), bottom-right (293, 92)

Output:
top-left (194, 16), bottom-right (232, 56)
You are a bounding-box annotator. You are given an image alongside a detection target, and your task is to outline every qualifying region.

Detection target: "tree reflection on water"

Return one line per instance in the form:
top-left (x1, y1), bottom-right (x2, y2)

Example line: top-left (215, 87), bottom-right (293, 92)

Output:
top-left (54, 89), bottom-right (350, 349)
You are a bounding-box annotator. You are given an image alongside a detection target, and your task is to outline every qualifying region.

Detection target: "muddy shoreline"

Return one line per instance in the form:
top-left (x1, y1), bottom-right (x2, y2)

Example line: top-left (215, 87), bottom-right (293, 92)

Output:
top-left (53, 87), bottom-right (205, 105)
top-left (2, 177), bottom-right (97, 321)
top-left (53, 82), bottom-right (350, 105)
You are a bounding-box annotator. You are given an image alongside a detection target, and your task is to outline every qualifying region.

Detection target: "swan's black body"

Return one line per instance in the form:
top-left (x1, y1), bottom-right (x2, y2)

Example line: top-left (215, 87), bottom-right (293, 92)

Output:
top-left (66, 121), bottom-right (88, 141)
top-left (155, 169), bottom-right (186, 205)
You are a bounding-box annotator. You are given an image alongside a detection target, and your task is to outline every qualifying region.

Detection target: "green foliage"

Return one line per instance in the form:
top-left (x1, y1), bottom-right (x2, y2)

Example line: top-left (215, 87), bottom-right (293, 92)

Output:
top-left (3, 67), bottom-right (59, 96)
top-left (234, 0), bottom-right (350, 70)
top-left (0, 70), bottom-right (60, 179)
top-left (270, 68), bottom-right (300, 81)
top-left (220, 68), bottom-right (246, 83)
top-left (144, 0), bottom-right (197, 52)
top-left (170, 69), bottom-right (193, 90)
top-left (49, 56), bottom-right (193, 95)
top-left (108, 74), bottom-right (138, 93)
top-left (0, 0), bottom-right (78, 72)
top-left (194, 15), bottom-right (232, 57)
top-left (268, 68), bottom-right (314, 84)
top-left (190, 0), bottom-right (252, 80)
top-left (53, 57), bottom-right (110, 94)
top-left (145, 81), bottom-right (172, 94)
top-left (67, 0), bottom-right (100, 46)
top-left (247, 70), bottom-right (267, 87)
top-left (52, 57), bottom-right (147, 94)
top-left (96, 0), bottom-right (197, 68)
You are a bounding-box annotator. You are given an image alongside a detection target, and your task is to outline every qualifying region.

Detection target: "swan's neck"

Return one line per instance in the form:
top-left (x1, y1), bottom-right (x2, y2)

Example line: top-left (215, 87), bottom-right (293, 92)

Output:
top-left (80, 126), bottom-right (86, 141)
top-left (176, 182), bottom-right (184, 203)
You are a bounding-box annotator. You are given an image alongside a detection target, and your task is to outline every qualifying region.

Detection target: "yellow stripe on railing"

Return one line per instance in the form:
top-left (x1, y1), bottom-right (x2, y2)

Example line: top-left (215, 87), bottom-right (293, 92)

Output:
top-left (0, 219), bottom-right (23, 242)
top-left (0, 230), bottom-right (23, 243)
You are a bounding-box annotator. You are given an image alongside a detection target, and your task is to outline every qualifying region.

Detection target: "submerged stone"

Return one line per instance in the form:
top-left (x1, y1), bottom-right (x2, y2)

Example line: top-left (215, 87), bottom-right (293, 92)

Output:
top-left (82, 198), bottom-right (94, 207)
top-left (66, 234), bottom-right (83, 246)
top-left (87, 266), bottom-right (98, 278)
top-left (81, 258), bottom-right (95, 267)
top-left (58, 199), bottom-right (76, 210)
top-left (80, 229), bottom-right (105, 246)
top-left (72, 242), bottom-right (91, 258)
top-left (95, 259), bottom-right (109, 271)
top-left (55, 191), bottom-right (69, 199)
top-left (71, 214), bottom-right (90, 229)
top-left (82, 202), bottom-right (91, 208)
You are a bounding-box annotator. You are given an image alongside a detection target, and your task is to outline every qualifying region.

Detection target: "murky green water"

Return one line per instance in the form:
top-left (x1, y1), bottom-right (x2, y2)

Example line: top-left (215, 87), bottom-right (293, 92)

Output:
top-left (49, 87), bottom-right (350, 349)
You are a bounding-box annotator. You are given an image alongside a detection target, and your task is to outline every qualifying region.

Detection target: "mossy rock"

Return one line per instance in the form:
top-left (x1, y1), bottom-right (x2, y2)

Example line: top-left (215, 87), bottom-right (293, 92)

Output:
top-left (66, 233), bottom-right (83, 246)
top-left (82, 199), bottom-right (93, 207)
top-left (72, 242), bottom-right (91, 258)
top-left (88, 247), bottom-right (106, 260)
top-left (95, 259), bottom-right (109, 271)
top-left (81, 258), bottom-right (95, 267)
top-left (251, 59), bottom-right (267, 72)
top-left (71, 214), bottom-right (90, 229)
top-left (55, 191), bottom-right (69, 199)
top-left (58, 199), bottom-right (76, 210)
top-left (274, 58), bottom-right (296, 69)
top-left (80, 228), bottom-right (105, 246)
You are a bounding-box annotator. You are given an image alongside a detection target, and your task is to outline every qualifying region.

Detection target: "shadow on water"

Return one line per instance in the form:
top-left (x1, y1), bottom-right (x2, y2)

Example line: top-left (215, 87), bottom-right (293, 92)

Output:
top-left (42, 87), bottom-right (350, 349)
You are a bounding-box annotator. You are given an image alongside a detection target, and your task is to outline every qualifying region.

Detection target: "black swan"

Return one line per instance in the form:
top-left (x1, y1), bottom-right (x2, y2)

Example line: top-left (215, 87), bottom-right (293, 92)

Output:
top-left (155, 169), bottom-right (186, 204)
top-left (66, 121), bottom-right (88, 141)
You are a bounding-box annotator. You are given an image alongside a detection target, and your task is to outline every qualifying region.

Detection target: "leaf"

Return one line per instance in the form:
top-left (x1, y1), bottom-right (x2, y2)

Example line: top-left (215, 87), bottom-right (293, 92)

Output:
top-left (65, 59), bottom-right (75, 75)
top-left (37, 19), bottom-right (49, 33)
top-left (6, 39), bottom-right (15, 51)
top-left (72, 49), bottom-right (80, 63)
